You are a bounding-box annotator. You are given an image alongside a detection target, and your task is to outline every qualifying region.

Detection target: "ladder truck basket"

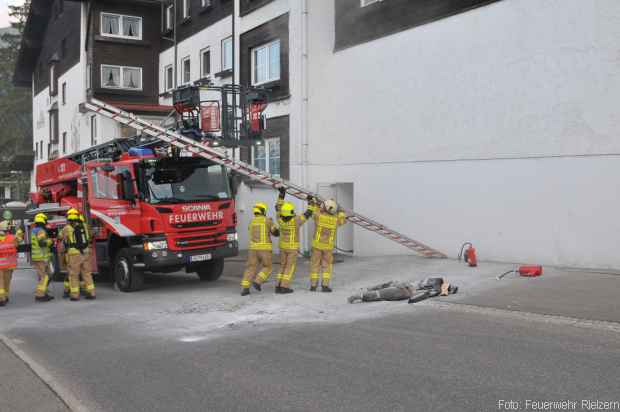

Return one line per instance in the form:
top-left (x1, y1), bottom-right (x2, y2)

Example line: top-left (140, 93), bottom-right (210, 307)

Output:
top-left (84, 98), bottom-right (447, 258)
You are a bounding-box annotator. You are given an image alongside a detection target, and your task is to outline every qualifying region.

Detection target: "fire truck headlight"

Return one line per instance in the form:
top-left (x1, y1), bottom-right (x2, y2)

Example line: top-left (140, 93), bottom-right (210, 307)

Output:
top-left (226, 233), bottom-right (238, 242)
top-left (144, 240), bottom-right (168, 251)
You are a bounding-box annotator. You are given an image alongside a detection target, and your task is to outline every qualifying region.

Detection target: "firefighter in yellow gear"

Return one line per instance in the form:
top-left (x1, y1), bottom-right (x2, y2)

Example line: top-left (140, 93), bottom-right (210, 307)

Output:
top-left (62, 208), bottom-right (87, 298)
top-left (274, 187), bottom-right (315, 294)
top-left (30, 213), bottom-right (55, 302)
top-left (59, 211), bottom-right (95, 301)
top-left (240, 201), bottom-right (279, 296)
top-left (0, 221), bottom-right (19, 307)
top-left (309, 199), bottom-right (347, 292)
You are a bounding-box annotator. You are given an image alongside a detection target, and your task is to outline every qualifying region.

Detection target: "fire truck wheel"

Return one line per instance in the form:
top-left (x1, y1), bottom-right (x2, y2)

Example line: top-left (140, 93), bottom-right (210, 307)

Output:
top-left (196, 258), bottom-right (224, 282)
top-left (114, 249), bottom-right (144, 292)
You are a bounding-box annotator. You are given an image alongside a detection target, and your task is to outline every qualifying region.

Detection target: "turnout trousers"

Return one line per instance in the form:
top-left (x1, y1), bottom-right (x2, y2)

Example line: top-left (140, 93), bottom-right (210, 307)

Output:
top-left (32, 260), bottom-right (50, 298)
top-left (241, 250), bottom-right (273, 288)
top-left (0, 269), bottom-right (13, 303)
top-left (309, 248), bottom-right (334, 288)
top-left (67, 251), bottom-right (95, 299)
top-left (277, 250), bottom-right (298, 288)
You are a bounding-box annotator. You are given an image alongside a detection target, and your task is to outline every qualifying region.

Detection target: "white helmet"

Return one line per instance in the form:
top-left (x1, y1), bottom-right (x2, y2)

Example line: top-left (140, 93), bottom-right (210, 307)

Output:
top-left (324, 199), bottom-right (338, 215)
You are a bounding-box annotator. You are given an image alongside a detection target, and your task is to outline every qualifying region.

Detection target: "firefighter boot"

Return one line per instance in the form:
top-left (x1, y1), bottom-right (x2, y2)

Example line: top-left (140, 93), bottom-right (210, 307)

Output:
top-left (279, 287), bottom-right (294, 294)
top-left (35, 295), bottom-right (54, 303)
top-left (241, 288), bottom-right (250, 296)
top-left (321, 286), bottom-right (333, 293)
top-left (252, 282), bottom-right (262, 292)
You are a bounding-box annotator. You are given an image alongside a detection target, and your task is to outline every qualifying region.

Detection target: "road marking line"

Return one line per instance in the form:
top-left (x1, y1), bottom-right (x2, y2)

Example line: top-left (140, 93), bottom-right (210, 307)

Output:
top-left (424, 301), bottom-right (620, 334)
top-left (0, 334), bottom-right (91, 412)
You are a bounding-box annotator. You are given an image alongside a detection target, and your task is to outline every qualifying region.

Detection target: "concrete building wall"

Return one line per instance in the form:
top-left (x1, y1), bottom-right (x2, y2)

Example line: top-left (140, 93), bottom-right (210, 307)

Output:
top-left (231, 0), bottom-right (296, 252)
top-left (305, 0), bottom-right (620, 268)
top-left (159, 16), bottom-right (234, 104)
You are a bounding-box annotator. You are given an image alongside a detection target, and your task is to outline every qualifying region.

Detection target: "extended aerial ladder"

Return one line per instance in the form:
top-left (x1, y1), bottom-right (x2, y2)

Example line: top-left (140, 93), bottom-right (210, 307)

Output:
top-left (84, 98), bottom-right (447, 258)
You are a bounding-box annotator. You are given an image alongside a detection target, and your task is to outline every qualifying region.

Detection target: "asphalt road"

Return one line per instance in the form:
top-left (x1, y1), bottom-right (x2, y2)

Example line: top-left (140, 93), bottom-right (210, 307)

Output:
top-left (1, 256), bottom-right (619, 412)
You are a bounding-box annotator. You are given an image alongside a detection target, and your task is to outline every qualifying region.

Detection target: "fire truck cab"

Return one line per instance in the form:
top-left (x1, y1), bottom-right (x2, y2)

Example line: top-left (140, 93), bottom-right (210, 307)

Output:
top-left (32, 137), bottom-right (239, 292)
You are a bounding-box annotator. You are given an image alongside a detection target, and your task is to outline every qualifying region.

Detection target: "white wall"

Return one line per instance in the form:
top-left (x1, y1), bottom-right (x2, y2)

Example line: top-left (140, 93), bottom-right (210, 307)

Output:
top-left (305, 0), bottom-right (620, 268)
top-left (159, 16), bottom-right (234, 106)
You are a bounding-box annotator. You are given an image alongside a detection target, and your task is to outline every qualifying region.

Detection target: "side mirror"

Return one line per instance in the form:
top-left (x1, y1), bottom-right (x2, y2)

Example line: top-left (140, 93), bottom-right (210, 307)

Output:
top-left (121, 171), bottom-right (137, 203)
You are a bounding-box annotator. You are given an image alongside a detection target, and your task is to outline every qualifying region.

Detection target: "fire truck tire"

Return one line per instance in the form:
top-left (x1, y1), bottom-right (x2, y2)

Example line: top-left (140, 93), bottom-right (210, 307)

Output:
top-left (196, 258), bottom-right (224, 282)
top-left (114, 249), bottom-right (144, 292)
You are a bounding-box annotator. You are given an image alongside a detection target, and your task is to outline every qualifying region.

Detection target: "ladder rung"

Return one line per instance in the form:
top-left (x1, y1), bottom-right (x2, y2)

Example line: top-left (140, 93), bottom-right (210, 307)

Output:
top-left (85, 99), bottom-right (447, 259)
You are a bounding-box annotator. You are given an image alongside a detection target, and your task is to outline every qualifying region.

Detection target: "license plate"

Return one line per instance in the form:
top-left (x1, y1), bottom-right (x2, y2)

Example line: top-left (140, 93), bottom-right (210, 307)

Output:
top-left (190, 254), bottom-right (212, 263)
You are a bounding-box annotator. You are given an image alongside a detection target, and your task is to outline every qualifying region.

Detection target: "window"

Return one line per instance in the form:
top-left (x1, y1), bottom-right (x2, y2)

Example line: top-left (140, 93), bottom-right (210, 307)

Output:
top-left (200, 48), bottom-right (211, 77)
top-left (182, 0), bottom-right (190, 19)
top-left (101, 65), bottom-right (142, 90)
top-left (201, 0), bottom-right (212, 8)
top-left (49, 111), bottom-right (59, 143)
top-left (92, 166), bottom-right (130, 200)
top-left (361, 0), bottom-right (382, 6)
top-left (252, 39), bottom-right (280, 85)
top-left (49, 64), bottom-right (57, 95)
top-left (181, 57), bottom-right (191, 84)
top-left (101, 13), bottom-right (142, 40)
top-left (62, 132), bottom-right (67, 154)
top-left (222, 37), bottom-right (233, 71)
top-left (62, 82), bottom-right (66, 105)
top-left (252, 138), bottom-right (280, 177)
top-left (165, 5), bottom-right (174, 31)
top-left (91, 116), bottom-right (97, 146)
top-left (165, 65), bottom-right (173, 91)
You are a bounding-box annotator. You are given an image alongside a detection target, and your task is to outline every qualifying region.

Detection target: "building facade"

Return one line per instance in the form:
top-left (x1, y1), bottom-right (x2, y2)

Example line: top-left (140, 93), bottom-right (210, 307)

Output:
top-left (16, 0), bottom-right (620, 268)
top-left (15, 0), bottom-right (168, 189)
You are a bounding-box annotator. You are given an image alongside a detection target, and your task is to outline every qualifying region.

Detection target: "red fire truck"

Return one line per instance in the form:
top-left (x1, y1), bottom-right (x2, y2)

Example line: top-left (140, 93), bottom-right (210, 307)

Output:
top-left (31, 137), bottom-right (238, 292)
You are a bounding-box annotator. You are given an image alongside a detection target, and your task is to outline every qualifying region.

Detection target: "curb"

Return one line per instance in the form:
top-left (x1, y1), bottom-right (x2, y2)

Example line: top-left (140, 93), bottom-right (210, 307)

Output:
top-left (0, 335), bottom-right (90, 412)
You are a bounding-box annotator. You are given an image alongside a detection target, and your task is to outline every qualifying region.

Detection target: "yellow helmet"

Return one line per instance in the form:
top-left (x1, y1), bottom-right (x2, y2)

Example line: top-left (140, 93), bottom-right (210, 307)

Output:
top-left (67, 213), bottom-right (80, 221)
top-left (67, 208), bottom-right (79, 216)
top-left (280, 202), bottom-right (295, 217)
top-left (324, 199), bottom-right (338, 215)
top-left (253, 202), bottom-right (268, 215)
top-left (34, 213), bottom-right (48, 224)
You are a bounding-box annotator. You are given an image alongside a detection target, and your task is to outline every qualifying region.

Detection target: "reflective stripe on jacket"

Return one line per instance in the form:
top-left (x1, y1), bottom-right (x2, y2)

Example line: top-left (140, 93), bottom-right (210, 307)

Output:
top-left (0, 234), bottom-right (17, 269)
top-left (311, 211), bottom-right (347, 250)
top-left (278, 216), bottom-right (308, 251)
top-left (30, 227), bottom-right (52, 261)
top-left (248, 216), bottom-right (274, 251)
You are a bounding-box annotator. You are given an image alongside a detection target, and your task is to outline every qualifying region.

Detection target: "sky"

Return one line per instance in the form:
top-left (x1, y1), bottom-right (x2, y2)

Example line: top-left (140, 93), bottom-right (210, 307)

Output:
top-left (0, 0), bottom-right (25, 28)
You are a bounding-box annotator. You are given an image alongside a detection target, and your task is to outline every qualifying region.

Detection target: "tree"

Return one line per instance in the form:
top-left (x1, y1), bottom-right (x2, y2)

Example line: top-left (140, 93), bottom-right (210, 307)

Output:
top-left (0, 1), bottom-right (32, 164)
top-left (0, 2), bottom-right (32, 201)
